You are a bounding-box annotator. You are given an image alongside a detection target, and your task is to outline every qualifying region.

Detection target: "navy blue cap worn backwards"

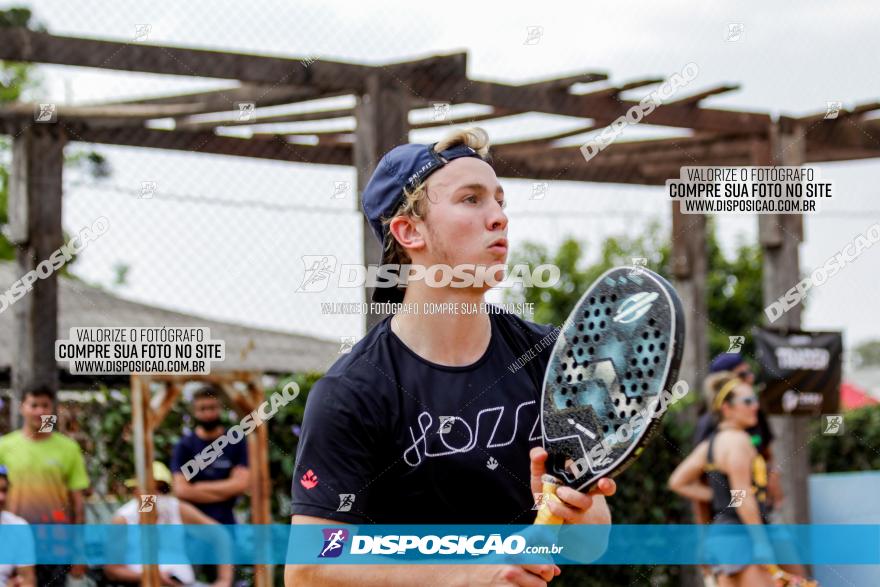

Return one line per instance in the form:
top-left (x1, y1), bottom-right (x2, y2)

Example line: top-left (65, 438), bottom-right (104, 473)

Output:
top-left (362, 141), bottom-right (486, 303)
top-left (709, 352), bottom-right (745, 373)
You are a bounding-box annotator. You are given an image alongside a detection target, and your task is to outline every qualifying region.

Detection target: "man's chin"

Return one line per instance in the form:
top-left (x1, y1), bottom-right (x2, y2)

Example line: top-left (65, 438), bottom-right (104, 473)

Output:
top-left (477, 260), bottom-right (508, 284)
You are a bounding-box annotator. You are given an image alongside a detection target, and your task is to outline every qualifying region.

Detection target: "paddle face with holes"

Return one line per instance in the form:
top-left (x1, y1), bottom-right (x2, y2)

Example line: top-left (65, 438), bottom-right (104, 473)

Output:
top-left (540, 266), bottom-right (685, 491)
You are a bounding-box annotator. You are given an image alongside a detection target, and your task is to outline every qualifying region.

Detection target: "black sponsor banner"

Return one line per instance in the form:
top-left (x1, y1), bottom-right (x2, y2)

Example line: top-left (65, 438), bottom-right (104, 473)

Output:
top-left (752, 327), bottom-right (842, 415)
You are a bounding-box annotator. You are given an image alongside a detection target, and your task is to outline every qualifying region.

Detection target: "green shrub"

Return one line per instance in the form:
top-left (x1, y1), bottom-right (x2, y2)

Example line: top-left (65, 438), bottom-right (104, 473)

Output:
top-left (810, 404), bottom-right (880, 473)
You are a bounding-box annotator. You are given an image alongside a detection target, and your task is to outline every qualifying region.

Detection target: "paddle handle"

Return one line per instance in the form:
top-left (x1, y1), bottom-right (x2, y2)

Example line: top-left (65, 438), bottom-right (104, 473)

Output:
top-left (534, 474), bottom-right (565, 525)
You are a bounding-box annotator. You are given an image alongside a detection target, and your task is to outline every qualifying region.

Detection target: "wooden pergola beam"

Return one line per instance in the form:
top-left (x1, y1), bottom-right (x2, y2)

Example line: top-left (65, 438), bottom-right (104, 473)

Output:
top-left (580, 77), bottom-right (664, 99)
top-left (453, 80), bottom-right (771, 133)
top-left (666, 84), bottom-right (740, 106)
top-left (777, 115), bottom-right (880, 161)
top-left (518, 71), bottom-right (608, 92)
top-left (805, 143), bottom-right (880, 163)
top-left (179, 104), bottom-right (521, 135)
top-left (3, 101), bottom-right (207, 119)
top-left (574, 134), bottom-right (755, 162)
top-left (489, 152), bottom-right (663, 185)
top-left (410, 107), bottom-right (520, 129)
top-left (0, 111), bottom-right (753, 183)
top-left (33, 123), bottom-right (354, 164)
top-left (244, 132), bottom-right (355, 149)
top-left (0, 27), bottom-right (467, 97)
top-left (0, 28), bottom-right (770, 134)
top-left (494, 123), bottom-right (600, 154)
top-left (176, 106), bottom-right (355, 132)
top-left (781, 101), bottom-right (880, 129)
top-left (73, 121), bottom-right (872, 177)
top-left (491, 133), bottom-right (764, 184)
top-left (494, 133), bottom-right (754, 163)
top-left (98, 85), bottom-right (353, 122)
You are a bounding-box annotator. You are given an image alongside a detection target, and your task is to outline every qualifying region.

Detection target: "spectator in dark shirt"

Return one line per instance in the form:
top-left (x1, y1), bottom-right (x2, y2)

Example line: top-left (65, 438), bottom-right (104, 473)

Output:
top-left (171, 384), bottom-right (249, 525)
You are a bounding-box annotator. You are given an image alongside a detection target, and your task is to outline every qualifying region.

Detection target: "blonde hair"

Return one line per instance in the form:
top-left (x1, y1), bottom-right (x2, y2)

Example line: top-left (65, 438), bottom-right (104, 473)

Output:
top-left (381, 127), bottom-right (491, 264)
top-left (707, 371), bottom-right (745, 413)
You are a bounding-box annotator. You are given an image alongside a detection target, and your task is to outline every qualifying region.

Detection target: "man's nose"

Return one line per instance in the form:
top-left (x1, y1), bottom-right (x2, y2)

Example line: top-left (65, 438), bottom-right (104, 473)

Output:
top-left (487, 204), bottom-right (508, 231)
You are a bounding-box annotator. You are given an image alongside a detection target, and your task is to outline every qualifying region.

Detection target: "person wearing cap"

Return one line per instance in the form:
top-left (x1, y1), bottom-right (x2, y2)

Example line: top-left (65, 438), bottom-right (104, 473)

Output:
top-left (104, 462), bottom-right (233, 587)
top-left (0, 465), bottom-right (36, 587)
top-left (287, 127), bottom-right (615, 586)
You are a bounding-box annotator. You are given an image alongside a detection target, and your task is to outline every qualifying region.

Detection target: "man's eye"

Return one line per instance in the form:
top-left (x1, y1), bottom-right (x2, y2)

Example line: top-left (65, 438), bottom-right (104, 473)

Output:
top-left (497, 199), bottom-right (506, 209)
top-left (464, 195), bottom-right (478, 203)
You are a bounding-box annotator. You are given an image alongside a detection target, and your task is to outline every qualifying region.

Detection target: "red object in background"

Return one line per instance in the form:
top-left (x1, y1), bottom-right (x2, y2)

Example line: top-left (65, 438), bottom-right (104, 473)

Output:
top-left (840, 381), bottom-right (879, 410)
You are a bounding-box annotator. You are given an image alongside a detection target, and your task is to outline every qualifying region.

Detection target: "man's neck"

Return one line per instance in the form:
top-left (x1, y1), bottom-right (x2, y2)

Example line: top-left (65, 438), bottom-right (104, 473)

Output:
top-left (21, 426), bottom-right (51, 441)
top-left (391, 284), bottom-right (492, 367)
top-left (195, 426), bottom-right (225, 441)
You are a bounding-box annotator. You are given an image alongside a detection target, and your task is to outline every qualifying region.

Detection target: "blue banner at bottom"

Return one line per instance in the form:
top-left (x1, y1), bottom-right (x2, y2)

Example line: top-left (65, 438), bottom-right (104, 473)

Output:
top-left (0, 524), bottom-right (877, 565)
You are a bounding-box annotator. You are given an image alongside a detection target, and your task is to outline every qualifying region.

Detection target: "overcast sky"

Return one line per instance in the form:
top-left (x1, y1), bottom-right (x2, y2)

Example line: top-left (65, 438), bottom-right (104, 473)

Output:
top-left (6, 0), bottom-right (879, 351)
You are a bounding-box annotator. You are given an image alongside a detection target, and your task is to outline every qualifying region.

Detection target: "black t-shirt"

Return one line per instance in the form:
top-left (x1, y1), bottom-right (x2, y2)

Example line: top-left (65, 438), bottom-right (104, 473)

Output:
top-left (171, 431), bottom-right (249, 524)
top-left (291, 308), bottom-right (558, 524)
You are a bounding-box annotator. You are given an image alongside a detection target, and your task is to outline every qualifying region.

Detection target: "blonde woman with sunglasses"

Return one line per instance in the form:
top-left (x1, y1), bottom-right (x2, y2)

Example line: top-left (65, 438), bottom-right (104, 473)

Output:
top-left (669, 371), bottom-right (774, 587)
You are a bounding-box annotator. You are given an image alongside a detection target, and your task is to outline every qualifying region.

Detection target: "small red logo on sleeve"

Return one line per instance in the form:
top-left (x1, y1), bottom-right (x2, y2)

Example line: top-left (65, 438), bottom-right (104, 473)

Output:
top-left (300, 469), bottom-right (319, 489)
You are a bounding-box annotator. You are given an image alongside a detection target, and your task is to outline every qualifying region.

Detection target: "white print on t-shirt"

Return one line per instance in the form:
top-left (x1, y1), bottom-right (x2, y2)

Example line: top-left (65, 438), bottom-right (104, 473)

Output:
top-left (403, 400), bottom-right (541, 466)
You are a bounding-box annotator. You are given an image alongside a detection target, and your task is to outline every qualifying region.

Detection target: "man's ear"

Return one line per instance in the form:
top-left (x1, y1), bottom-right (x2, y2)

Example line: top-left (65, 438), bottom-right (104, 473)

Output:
top-left (388, 216), bottom-right (426, 256)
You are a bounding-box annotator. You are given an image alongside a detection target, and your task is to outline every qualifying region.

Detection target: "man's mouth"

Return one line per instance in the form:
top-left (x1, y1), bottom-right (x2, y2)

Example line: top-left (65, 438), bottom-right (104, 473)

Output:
top-left (488, 238), bottom-right (508, 252)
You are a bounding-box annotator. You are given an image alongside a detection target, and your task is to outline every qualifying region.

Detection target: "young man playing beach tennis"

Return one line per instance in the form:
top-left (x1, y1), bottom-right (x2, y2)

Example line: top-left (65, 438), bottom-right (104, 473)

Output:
top-left (286, 128), bottom-right (616, 586)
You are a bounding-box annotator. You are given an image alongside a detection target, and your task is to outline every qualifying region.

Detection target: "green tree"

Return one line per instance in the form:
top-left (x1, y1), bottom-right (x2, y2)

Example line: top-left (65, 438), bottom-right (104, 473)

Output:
top-left (504, 220), bottom-right (670, 326)
top-left (506, 218), bottom-right (764, 356)
top-left (705, 226), bottom-right (764, 360)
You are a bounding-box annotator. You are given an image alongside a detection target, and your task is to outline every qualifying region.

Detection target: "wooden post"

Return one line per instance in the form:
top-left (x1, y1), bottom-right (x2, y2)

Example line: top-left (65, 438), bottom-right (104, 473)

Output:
top-left (8, 126), bottom-right (66, 416)
top-left (755, 122), bottom-right (811, 525)
top-left (131, 375), bottom-right (160, 587)
top-left (670, 202), bottom-right (710, 587)
top-left (670, 204), bottom-right (708, 393)
top-left (248, 377), bottom-right (272, 587)
top-left (354, 74), bottom-right (410, 332)
top-left (127, 373), bottom-right (272, 585)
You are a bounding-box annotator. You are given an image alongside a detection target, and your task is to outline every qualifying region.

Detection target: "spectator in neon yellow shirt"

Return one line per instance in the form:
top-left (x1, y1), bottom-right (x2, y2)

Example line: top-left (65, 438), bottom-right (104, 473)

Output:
top-left (0, 387), bottom-right (90, 585)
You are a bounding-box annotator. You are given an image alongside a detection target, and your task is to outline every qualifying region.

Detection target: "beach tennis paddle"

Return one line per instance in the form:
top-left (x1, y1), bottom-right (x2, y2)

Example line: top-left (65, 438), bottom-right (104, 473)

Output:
top-left (535, 266), bottom-right (685, 524)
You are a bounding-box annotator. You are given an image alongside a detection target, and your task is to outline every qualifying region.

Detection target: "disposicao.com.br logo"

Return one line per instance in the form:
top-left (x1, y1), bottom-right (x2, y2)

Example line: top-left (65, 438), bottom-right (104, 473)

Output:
top-left (317, 530), bottom-right (563, 557)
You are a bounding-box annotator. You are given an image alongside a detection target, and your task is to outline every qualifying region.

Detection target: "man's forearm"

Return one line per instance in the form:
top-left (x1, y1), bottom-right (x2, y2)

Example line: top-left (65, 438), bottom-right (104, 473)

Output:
top-left (181, 479), bottom-right (238, 502)
top-left (286, 564), bottom-right (465, 587)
